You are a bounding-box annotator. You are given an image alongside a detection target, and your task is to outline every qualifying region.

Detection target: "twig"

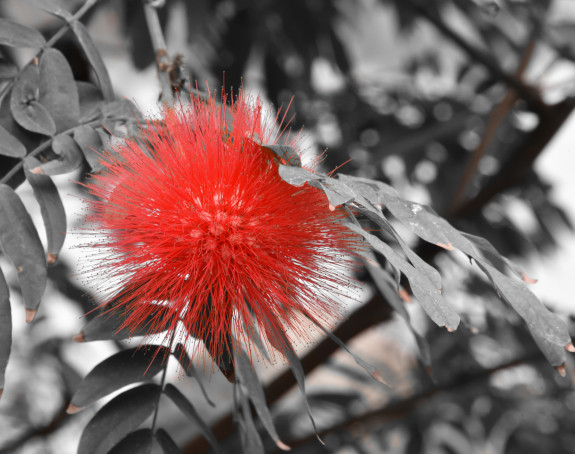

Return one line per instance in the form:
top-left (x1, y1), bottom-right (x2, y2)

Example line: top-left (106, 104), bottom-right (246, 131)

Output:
top-left (0, 0), bottom-right (100, 100)
top-left (142, 1), bottom-right (174, 103)
top-left (402, 0), bottom-right (544, 112)
top-left (447, 40), bottom-right (536, 214)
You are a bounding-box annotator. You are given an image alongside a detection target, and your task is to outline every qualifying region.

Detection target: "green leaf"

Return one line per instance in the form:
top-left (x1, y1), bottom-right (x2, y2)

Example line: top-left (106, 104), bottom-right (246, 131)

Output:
top-left (74, 125), bottom-right (105, 172)
top-left (164, 384), bottom-right (223, 454)
top-left (0, 270), bottom-right (11, 396)
top-left (234, 348), bottom-right (290, 451)
top-left (76, 302), bottom-right (177, 342)
top-left (0, 124), bottom-right (26, 157)
top-left (11, 65), bottom-right (57, 136)
top-left (0, 184), bottom-right (47, 320)
top-left (70, 346), bottom-right (168, 411)
top-left (24, 157), bottom-right (66, 264)
top-left (38, 48), bottom-right (80, 131)
top-left (78, 384), bottom-right (160, 454)
top-left (309, 179), bottom-right (355, 209)
top-left (0, 18), bottom-right (46, 48)
top-left (155, 429), bottom-right (181, 454)
top-left (108, 429), bottom-right (153, 454)
top-left (278, 164), bottom-right (321, 186)
top-left (70, 20), bottom-right (114, 101)
top-left (31, 134), bottom-right (83, 175)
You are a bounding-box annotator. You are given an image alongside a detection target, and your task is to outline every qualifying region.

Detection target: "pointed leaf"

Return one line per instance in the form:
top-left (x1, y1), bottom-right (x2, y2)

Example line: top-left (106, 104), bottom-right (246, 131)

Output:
top-left (155, 429), bottom-right (181, 454)
top-left (234, 348), bottom-right (290, 451)
top-left (0, 185), bottom-right (47, 317)
top-left (278, 164), bottom-right (320, 186)
top-left (26, 0), bottom-right (74, 20)
top-left (11, 65), bottom-right (57, 136)
top-left (38, 48), bottom-right (80, 131)
top-left (109, 429), bottom-right (153, 454)
top-left (0, 270), bottom-right (11, 396)
top-left (70, 346), bottom-right (168, 410)
top-left (347, 223), bottom-right (459, 331)
top-left (269, 331), bottom-right (322, 442)
top-left (237, 388), bottom-right (265, 454)
top-left (172, 343), bottom-right (215, 407)
top-left (0, 124), bottom-right (26, 157)
top-left (0, 18), bottom-right (46, 48)
top-left (24, 157), bottom-right (66, 264)
top-left (78, 384), bottom-right (160, 454)
top-left (309, 180), bottom-right (355, 209)
top-left (316, 322), bottom-right (391, 386)
top-left (478, 262), bottom-right (570, 346)
top-left (531, 332), bottom-right (567, 368)
top-left (164, 384), bottom-right (223, 454)
top-left (77, 303), bottom-right (177, 342)
top-left (74, 125), bottom-right (105, 171)
top-left (69, 20), bottom-right (114, 101)
top-left (31, 134), bottom-right (83, 175)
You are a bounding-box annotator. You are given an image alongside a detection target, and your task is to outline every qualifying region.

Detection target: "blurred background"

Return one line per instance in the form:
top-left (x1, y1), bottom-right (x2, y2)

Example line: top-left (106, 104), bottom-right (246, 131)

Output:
top-left (1, 0), bottom-right (575, 453)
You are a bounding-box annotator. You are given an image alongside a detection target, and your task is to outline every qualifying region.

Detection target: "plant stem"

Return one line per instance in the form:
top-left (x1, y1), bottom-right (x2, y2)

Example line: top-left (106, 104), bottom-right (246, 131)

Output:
top-left (142, 1), bottom-right (174, 103)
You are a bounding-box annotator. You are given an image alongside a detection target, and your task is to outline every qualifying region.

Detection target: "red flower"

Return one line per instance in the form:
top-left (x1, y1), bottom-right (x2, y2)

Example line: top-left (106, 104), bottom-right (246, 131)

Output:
top-left (84, 91), bottom-right (360, 372)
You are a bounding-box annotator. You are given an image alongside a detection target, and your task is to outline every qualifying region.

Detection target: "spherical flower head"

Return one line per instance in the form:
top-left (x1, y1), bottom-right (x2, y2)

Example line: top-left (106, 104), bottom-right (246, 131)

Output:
top-left (83, 90), bottom-right (361, 370)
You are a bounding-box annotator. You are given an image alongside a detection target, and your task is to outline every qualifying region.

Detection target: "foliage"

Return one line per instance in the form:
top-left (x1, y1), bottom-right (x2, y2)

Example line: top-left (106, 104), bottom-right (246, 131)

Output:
top-left (0, 0), bottom-right (574, 453)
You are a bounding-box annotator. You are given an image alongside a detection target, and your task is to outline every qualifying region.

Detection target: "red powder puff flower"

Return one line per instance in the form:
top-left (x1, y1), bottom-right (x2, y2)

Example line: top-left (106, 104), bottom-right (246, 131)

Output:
top-left (83, 90), bottom-right (360, 375)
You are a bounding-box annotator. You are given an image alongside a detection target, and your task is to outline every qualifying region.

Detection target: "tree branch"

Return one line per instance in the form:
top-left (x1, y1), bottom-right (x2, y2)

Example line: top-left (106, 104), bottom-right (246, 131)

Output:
top-left (401, 0), bottom-right (545, 112)
top-left (142, 0), bottom-right (174, 103)
top-left (275, 350), bottom-right (544, 451)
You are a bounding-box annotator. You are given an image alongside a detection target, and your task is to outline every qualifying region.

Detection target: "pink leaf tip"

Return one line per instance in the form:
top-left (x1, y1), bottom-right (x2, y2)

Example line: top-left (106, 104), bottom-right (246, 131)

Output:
top-left (72, 331), bottom-right (85, 343)
top-left (25, 309), bottom-right (37, 323)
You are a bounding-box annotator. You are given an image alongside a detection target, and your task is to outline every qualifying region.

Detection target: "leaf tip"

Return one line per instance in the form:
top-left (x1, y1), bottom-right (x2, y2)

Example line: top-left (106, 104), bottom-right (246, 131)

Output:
top-left (398, 287), bottom-right (411, 303)
top-left (47, 253), bottom-right (58, 265)
top-left (436, 242), bottom-right (454, 251)
top-left (276, 440), bottom-right (291, 451)
top-left (66, 403), bottom-right (83, 414)
top-left (520, 271), bottom-right (538, 284)
top-left (566, 342), bottom-right (575, 353)
top-left (0, 389), bottom-right (3, 400)
top-left (328, 203), bottom-right (337, 211)
top-left (555, 364), bottom-right (567, 377)
top-left (30, 166), bottom-right (45, 175)
top-left (73, 331), bottom-right (85, 343)
top-left (445, 325), bottom-right (455, 333)
top-left (25, 309), bottom-right (37, 323)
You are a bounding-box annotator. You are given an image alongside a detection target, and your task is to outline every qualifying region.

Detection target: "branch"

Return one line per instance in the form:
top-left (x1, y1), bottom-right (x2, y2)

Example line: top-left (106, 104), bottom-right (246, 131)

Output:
top-left (453, 97), bottom-right (575, 218)
top-left (276, 350), bottom-right (544, 451)
top-left (142, 0), bottom-right (174, 103)
top-left (401, 0), bottom-right (545, 112)
top-left (447, 40), bottom-right (536, 214)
